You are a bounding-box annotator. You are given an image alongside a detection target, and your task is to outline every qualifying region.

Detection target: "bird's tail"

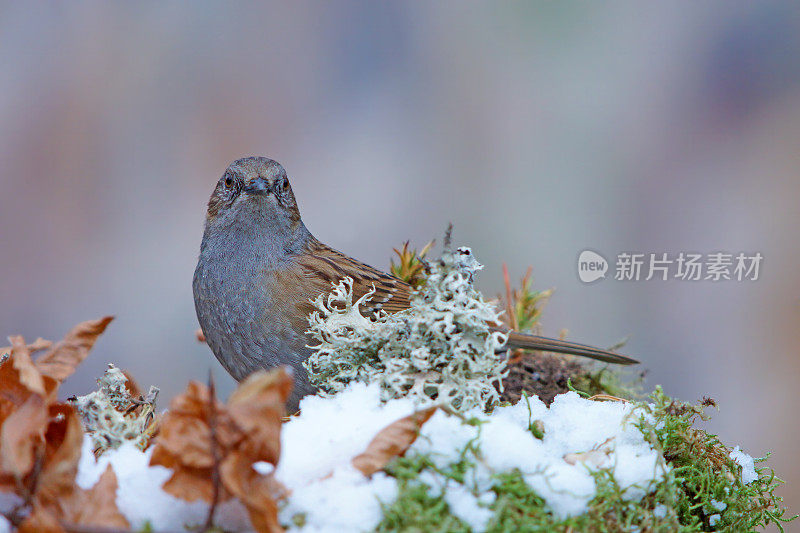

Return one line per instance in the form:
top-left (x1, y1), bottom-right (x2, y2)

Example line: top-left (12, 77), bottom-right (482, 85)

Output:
top-left (504, 330), bottom-right (638, 365)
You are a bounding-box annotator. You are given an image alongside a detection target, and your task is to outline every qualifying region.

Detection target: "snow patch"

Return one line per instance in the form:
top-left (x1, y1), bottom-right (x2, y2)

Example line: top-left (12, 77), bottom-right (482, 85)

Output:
top-left (729, 445), bottom-right (758, 484)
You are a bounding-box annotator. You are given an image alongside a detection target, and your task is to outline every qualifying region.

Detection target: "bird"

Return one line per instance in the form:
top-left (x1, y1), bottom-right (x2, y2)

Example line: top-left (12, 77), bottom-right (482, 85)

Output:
top-left (193, 157), bottom-right (638, 410)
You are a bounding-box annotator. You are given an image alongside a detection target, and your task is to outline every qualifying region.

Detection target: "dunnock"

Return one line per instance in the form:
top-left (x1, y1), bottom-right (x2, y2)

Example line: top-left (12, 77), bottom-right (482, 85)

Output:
top-left (193, 157), bottom-right (636, 410)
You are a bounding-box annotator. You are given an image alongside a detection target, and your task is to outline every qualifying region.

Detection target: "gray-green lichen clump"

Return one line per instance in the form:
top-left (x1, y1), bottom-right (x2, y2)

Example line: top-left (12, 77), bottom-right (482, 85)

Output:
top-left (304, 246), bottom-right (508, 412)
top-left (71, 364), bottom-right (159, 455)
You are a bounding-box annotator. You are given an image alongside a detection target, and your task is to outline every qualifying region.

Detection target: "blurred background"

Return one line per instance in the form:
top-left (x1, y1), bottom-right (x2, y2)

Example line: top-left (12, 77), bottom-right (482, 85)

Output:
top-left (1, 2), bottom-right (798, 525)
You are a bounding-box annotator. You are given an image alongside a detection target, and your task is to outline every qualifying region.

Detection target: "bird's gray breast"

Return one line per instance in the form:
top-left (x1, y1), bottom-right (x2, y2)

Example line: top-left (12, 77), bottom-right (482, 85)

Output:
top-left (192, 241), bottom-right (308, 382)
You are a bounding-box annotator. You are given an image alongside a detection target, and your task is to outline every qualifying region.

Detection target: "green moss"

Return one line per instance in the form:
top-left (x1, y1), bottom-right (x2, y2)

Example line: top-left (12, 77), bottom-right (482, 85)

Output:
top-left (374, 389), bottom-right (795, 532)
top-left (376, 480), bottom-right (470, 533)
top-left (485, 470), bottom-right (552, 531)
top-left (378, 455), bottom-right (470, 532)
top-left (633, 387), bottom-right (796, 532)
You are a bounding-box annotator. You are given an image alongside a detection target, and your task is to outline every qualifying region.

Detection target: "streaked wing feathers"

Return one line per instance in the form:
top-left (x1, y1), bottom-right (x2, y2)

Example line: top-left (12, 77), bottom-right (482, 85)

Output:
top-left (294, 239), bottom-right (414, 318)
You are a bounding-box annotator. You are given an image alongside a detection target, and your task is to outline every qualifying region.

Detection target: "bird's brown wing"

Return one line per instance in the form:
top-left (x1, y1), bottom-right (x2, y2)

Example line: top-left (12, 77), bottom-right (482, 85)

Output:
top-left (288, 239), bottom-right (414, 322)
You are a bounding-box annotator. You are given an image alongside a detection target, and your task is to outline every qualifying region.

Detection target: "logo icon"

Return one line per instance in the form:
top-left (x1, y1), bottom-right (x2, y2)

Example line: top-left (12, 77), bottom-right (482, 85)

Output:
top-left (578, 250), bottom-right (608, 283)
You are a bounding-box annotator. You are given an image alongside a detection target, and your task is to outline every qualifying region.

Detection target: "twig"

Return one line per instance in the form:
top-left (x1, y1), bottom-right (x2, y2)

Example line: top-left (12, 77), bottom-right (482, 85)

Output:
top-left (203, 370), bottom-right (221, 532)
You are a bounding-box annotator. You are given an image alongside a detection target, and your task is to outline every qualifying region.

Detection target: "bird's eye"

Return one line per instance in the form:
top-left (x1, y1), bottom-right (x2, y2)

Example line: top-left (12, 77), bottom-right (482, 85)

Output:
top-left (224, 176), bottom-right (233, 189)
top-left (277, 178), bottom-right (288, 192)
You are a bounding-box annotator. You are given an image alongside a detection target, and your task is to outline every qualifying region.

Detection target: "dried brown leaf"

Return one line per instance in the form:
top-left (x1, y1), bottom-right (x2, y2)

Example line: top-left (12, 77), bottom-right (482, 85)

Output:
top-left (35, 404), bottom-right (85, 507)
top-left (0, 336), bottom-right (56, 482)
top-left (151, 381), bottom-right (238, 470)
top-left (18, 503), bottom-right (64, 533)
top-left (0, 338), bottom-right (52, 358)
top-left (221, 369), bottom-right (291, 533)
top-left (9, 335), bottom-right (46, 396)
top-left (0, 393), bottom-right (48, 480)
top-left (150, 440), bottom-right (220, 503)
top-left (63, 465), bottom-right (129, 529)
top-left (0, 342), bottom-right (53, 415)
top-left (221, 454), bottom-right (284, 533)
top-left (228, 369), bottom-right (292, 464)
top-left (162, 463), bottom-right (217, 503)
top-left (149, 381), bottom-right (236, 503)
top-left (150, 369), bottom-right (291, 532)
top-left (352, 406), bottom-right (437, 477)
top-left (34, 316), bottom-right (114, 382)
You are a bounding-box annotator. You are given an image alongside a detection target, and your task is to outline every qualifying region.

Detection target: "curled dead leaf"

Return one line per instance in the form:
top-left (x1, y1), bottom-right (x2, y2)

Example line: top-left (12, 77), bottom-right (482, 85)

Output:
top-left (21, 464), bottom-right (130, 533)
top-left (227, 369), bottom-right (293, 465)
top-left (152, 381), bottom-right (239, 473)
top-left (0, 393), bottom-right (48, 480)
top-left (34, 316), bottom-right (114, 383)
top-left (221, 453), bottom-right (284, 533)
top-left (352, 406), bottom-right (437, 477)
top-left (150, 368), bottom-right (291, 532)
top-left (64, 464), bottom-right (129, 529)
top-left (0, 336), bottom-right (57, 483)
top-left (9, 335), bottom-right (46, 396)
top-left (18, 503), bottom-right (64, 533)
top-left (34, 404), bottom-right (85, 509)
top-left (0, 338), bottom-right (52, 358)
top-left (0, 319), bottom-right (126, 532)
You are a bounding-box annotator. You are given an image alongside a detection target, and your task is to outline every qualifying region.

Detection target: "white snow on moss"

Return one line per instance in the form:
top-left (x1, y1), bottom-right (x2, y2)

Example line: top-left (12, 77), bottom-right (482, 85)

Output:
top-left (278, 383), bottom-right (668, 531)
top-left (729, 445), bottom-right (758, 484)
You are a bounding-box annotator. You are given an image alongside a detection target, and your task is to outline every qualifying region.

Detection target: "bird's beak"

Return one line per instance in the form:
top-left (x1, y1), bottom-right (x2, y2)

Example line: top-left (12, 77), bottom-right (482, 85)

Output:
top-left (245, 177), bottom-right (271, 196)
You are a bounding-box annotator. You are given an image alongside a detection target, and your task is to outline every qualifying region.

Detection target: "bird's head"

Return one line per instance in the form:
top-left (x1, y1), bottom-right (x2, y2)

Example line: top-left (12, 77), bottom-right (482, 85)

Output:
top-left (204, 157), bottom-right (303, 237)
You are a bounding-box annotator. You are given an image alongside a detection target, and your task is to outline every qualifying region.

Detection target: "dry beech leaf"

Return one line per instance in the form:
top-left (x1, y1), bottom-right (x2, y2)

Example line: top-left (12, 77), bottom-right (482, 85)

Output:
top-left (0, 319), bottom-right (124, 532)
top-left (9, 335), bottom-right (46, 396)
top-left (35, 404), bottom-right (85, 507)
top-left (34, 316), bottom-right (114, 382)
top-left (0, 336), bottom-right (55, 482)
top-left (0, 337), bottom-right (52, 358)
top-left (14, 405), bottom-right (124, 533)
top-left (227, 369), bottom-right (293, 464)
top-left (18, 503), bottom-right (64, 533)
top-left (152, 381), bottom-right (238, 473)
top-left (150, 368), bottom-right (291, 532)
top-left (149, 382), bottom-right (227, 502)
top-left (0, 393), bottom-right (48, 479)
top-left (22, 465), bottom-right (130, 533)
top-left (0, 338), bottom-right (56, 412)
top-left (64, 464), bottom-right (130, 529)
top-left (352, 406), bottom-right (438, 477)
top-left (221, 454), bottom-right (284, 533)
top-left (224, 370), bottom-right (292, 533)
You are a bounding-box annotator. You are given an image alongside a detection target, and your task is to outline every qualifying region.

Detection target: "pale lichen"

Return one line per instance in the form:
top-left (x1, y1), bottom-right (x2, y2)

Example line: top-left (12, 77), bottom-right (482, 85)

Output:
top-left (304, 245), bottom-right (508, 412)
top-left (71, 364), bottom-right (159, 456)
